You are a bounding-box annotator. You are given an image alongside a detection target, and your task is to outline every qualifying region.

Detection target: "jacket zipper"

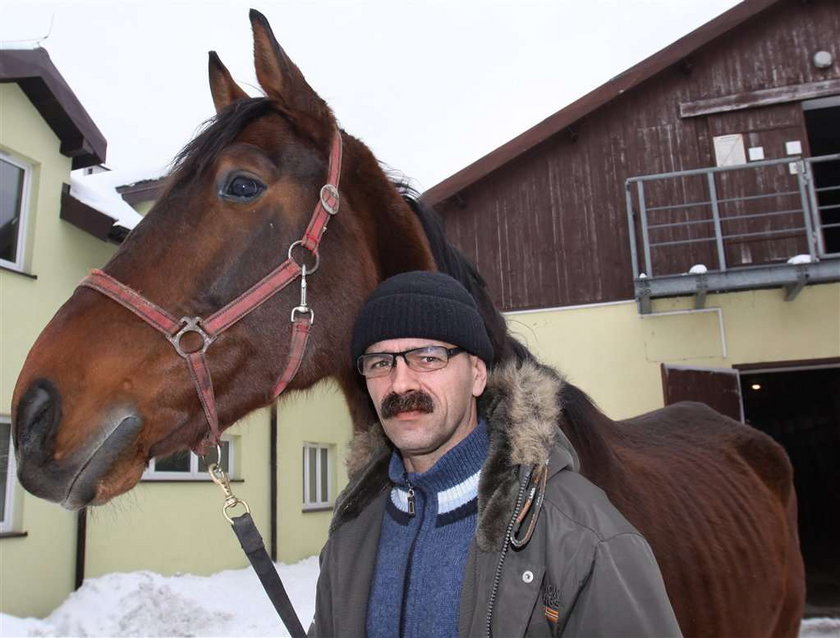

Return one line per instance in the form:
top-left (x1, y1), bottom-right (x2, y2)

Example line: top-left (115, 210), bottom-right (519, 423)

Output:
top-left (400, 478), bottom-right (422, 638)
top-left (485, 467), bottom-right (533, 638)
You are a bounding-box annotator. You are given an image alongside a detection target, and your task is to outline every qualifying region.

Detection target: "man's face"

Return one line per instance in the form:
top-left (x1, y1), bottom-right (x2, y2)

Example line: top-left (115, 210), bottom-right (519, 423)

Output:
top-left (364, 337), bottom-right (488, 474)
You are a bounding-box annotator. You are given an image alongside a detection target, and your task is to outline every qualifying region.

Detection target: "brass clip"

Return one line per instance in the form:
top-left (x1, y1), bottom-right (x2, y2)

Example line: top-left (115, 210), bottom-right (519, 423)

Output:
top-left (207, 450), bottom-right (250, 524)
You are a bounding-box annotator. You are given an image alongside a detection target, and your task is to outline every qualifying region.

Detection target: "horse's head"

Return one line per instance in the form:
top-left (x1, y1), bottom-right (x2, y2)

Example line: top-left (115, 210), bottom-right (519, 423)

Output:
top-left (12, 10), bottom-right (436, 509)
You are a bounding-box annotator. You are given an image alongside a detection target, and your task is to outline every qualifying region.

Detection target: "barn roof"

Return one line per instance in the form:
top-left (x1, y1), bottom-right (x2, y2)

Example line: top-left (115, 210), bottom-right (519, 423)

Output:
top-left (422, 0), bottom-right (783, 206)
top-left (0, 47), bottom-right (106, 170)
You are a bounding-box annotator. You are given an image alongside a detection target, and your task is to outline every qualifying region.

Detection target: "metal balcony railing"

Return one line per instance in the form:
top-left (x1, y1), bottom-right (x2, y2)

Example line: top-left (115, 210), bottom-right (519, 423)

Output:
top-left (624, 153), bottom-right (840, 313)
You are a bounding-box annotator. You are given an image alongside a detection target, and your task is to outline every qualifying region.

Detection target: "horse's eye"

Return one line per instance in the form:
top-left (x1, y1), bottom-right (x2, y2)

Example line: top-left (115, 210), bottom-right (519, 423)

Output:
top-left (222, 176), bottom-right (266, 201)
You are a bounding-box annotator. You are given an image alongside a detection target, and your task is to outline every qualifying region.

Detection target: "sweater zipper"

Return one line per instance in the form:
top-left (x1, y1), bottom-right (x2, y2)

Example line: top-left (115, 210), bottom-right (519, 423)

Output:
top-left (406, 480), bottom-right (416, 517)
top-left (400, 478), bottom-right (422, 638)
top-left (485, 467), bottom-right (532, 638)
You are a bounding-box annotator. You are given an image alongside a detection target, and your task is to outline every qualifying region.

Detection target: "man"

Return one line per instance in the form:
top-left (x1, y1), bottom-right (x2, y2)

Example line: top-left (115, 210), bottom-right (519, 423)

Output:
top-left (310, 271), bottom-right (681, 637)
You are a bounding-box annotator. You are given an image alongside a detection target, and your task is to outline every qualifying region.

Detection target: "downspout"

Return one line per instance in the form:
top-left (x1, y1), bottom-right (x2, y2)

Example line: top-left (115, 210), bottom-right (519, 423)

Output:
top-left (74, 509), bottom-right (86, 589)
top-left (270, 403), bottom-right (278, 561)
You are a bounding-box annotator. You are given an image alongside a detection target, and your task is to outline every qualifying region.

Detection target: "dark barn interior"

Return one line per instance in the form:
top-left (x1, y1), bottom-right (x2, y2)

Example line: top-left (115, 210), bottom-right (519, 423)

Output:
top-left (804, 103), bottom-right (840, 255)
top-left (741, 366), bottom-right (840, 615)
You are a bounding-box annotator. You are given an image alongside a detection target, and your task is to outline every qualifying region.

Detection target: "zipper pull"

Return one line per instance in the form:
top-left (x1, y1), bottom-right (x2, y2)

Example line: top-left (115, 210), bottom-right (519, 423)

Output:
top-left (406, 482), bottom-right (416, 517)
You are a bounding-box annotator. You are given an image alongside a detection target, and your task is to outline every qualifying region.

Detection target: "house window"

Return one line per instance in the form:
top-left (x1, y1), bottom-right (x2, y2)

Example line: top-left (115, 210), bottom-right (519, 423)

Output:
top-left (302, 443), bottom-right (333, 510)
top-left (1, 418), bottom-right (18, 532)
top-left (0, 153), bottom-right (32, 271)
top-left (143, 439), bottom-right (234, 480)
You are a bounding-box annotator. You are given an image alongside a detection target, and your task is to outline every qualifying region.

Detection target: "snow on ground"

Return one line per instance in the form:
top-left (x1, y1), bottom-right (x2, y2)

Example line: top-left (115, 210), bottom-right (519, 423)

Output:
top-left (1, 557), bottom-right (318, 638)
top-left (1, 557), bottom-right (838, 637)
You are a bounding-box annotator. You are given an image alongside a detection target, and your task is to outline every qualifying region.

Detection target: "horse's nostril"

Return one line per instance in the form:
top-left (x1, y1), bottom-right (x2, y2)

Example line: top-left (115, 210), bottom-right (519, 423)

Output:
top-left (14, 379), bottom-right (61, 455)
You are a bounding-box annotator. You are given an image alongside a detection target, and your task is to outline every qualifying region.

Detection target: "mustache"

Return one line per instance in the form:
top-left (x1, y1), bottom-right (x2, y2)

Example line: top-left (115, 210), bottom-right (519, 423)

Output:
top-left (380, 391), bottom-right (434, 419)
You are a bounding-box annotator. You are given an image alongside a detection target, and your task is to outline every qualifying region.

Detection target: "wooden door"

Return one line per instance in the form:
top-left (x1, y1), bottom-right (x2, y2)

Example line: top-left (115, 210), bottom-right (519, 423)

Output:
top-left (661, 364), bottom-right (744, 422)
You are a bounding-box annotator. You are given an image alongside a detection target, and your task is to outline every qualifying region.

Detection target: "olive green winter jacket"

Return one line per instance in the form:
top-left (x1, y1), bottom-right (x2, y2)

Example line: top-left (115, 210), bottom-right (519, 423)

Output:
top-left (310, 359), bottom-right (682, 637)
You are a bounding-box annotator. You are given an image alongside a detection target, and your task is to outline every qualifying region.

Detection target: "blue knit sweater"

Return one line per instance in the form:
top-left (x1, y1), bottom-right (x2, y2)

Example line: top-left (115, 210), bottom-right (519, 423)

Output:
top-left (366, 421), bottom-right (489, 638)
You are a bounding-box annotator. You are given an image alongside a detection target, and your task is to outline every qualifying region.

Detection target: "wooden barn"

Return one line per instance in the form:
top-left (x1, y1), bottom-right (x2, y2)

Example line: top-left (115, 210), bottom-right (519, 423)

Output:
top-left (424, 0), bottom-right (839, 615)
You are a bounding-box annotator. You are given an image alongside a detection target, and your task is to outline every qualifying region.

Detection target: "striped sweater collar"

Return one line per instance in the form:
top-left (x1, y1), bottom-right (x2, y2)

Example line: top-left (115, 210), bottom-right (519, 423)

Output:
top-left (387, 420), bottom-right (488, 517)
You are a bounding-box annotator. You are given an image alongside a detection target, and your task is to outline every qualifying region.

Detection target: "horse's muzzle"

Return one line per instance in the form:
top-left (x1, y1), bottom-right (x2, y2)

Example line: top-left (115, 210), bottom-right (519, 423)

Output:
top-left (14, 379), bottom-right (143, 509)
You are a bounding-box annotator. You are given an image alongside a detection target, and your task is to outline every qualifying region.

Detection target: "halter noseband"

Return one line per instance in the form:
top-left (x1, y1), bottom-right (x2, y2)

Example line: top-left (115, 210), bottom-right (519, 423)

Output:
top-left (79, 131), bottom-right (343, 454)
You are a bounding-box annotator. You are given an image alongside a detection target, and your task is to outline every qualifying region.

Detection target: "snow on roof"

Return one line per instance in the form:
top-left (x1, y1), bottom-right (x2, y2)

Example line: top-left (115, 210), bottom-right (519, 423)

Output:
top-left (70, 166), bottom-right (165, 230)
top-left (0, 41), bottom-right (43, 50)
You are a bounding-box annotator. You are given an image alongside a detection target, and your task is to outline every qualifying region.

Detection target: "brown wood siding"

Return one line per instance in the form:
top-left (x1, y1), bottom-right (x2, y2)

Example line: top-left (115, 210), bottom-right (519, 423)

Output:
top-left (437, 0), bottom-right (840, 311)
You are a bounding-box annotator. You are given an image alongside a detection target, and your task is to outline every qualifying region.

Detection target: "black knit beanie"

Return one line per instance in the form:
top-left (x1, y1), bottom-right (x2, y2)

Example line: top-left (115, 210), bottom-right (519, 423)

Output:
top-left (351, 271), bottom-right (494, 366)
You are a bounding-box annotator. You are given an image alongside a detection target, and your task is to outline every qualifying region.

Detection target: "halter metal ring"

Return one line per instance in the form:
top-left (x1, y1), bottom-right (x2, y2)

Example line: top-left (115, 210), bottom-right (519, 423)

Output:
top-left (287, 240), bottom-right (320, 274)
top-left (320, 184), bottom-right (340, 216)
top-left (168, 316), bottom-right (215, 359)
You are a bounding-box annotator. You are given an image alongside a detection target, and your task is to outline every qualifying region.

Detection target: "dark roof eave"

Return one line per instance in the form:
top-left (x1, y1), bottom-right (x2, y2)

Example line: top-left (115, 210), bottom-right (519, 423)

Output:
top-left (0, 48), bottom-right (106, 169)
top-left (116, 177), bottom-right (166, 205)
top-left (59, 185), bottom-right (115, 242)
top-left (422, 0), bottom-right (782, 206)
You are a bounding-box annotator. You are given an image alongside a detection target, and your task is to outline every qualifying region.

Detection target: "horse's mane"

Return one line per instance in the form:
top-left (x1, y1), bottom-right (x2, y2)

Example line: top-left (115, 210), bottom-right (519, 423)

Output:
top-left (393, 184), bottom-right (531, 367)
top-left (394, 184), bottom-right (620, 477)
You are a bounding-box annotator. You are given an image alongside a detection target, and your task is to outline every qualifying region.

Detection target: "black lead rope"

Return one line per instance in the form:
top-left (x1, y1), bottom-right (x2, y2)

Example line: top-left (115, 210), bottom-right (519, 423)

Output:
top-left (230, 513), bottom-right (307, 638)
top-left (206, 457), bottom-right (306, 638)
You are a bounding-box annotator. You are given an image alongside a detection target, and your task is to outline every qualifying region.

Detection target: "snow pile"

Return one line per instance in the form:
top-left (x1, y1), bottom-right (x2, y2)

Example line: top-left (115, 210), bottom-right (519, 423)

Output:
top-left (0, 557), bottom-right (319, 638)
top-left (801, 617), bottom-right (840, 636)
top-left (1, 557), bottom-right (837, 637)
top-left (688, 264), bottom-right (708, 274)
top-left (788, 254), bottom-right (814, 265)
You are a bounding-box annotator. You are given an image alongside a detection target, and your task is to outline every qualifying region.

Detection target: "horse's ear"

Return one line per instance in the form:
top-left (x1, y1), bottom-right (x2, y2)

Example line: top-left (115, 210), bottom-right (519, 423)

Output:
top-left (208, 51), bottom-right (249, 113)
top-left (249, 9), bottom-right (331, 123)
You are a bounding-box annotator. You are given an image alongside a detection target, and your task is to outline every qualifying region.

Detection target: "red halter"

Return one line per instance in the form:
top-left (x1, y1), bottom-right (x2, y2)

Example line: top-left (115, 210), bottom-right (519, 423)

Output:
top-left (79, 131), bottom-right (343, 454)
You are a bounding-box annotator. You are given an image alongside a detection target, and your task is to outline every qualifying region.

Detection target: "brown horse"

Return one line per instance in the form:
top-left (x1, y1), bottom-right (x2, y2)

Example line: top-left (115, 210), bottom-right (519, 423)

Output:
top-left (12, 11), bottom-right (803, 637)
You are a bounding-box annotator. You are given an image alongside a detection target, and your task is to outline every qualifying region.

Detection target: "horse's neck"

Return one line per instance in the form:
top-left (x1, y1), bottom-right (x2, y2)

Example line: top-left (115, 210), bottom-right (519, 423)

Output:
top-left (343, 138), bottom-right (437, 279)
top-left (331, 138), bottom-right (439, 431)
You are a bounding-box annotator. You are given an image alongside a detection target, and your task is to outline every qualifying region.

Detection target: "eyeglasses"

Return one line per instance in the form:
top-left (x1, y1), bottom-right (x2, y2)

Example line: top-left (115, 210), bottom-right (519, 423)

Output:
top-left (357, 346), bottom-right (465, 378)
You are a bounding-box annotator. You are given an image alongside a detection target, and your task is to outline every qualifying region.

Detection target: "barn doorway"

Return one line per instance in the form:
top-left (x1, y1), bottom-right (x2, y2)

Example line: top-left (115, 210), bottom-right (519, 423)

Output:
top-left (803, 97), bottom-right (840, 255)
top-left (739, 364), bottom-right (840, 615)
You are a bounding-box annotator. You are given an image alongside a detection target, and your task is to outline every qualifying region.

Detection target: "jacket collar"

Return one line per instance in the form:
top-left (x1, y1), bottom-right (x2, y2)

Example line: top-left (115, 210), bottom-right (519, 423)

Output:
top-left (331, 358), bottom-right (579, 550)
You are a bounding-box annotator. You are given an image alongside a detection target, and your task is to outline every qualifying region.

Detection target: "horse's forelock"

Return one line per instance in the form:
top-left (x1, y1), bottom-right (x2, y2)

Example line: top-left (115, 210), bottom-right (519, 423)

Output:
top-left (169, 97), bottom-right (331, 183)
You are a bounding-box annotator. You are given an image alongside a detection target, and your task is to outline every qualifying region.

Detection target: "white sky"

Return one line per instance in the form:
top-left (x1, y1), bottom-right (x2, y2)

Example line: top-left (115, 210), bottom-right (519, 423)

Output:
top-left (3, 0), bottom-right (742, 191)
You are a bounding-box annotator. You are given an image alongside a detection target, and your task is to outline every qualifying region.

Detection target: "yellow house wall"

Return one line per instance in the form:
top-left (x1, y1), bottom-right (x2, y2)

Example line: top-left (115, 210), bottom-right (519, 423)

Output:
top-left (274, 379), bottom-right (353, 563)
top-left (0, 83), bottom-right (116, 617)
top-left (508, 284), bottom-right (840, 419)
top-left (84, 409), bottom-right (272, 577)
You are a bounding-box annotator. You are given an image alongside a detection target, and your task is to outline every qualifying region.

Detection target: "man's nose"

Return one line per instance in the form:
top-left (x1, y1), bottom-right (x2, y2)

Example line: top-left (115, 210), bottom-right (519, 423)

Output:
top-left (390, 357), bottom-right (419, 394)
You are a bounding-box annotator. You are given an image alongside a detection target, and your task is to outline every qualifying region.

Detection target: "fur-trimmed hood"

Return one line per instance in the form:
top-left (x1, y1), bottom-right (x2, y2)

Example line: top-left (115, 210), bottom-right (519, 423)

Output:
top-left (331, 358), bottom-right (579, 550)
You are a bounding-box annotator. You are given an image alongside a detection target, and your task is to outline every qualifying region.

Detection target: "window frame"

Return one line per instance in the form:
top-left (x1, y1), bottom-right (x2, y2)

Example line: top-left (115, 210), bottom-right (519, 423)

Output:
top-left (142, 438), bottom-right (234, 481)
top-left (302, 442), bottom-right (333, 511)
top-left (1, 417), bottom-right (18, 533)
top-left (0, 150), bottom-right (33, 273)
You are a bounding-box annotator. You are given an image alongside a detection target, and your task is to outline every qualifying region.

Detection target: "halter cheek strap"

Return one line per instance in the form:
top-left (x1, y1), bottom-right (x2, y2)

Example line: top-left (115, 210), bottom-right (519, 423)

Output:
top-left (79, 131), bottom-right (342, 454)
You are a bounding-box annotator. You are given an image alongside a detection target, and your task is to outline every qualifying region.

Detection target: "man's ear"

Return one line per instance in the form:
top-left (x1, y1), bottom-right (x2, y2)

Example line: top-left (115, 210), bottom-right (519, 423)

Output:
top-left (472, 356), bottom-right (488, 397)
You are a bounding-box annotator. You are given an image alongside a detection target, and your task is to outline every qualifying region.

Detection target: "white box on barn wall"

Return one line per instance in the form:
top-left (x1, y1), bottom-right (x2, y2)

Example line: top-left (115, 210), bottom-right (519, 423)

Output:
top-left (713, 134), bottom-right (747, 167)
top-left (748, 146), bottom-right (765, 161)
top-left (785, 140), bottom-right (802, 155)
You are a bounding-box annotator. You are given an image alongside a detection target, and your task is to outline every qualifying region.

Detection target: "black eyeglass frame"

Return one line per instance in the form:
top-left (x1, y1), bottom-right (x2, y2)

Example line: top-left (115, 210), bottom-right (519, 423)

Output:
top-left (357, 346), bottom-right (465, 377)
